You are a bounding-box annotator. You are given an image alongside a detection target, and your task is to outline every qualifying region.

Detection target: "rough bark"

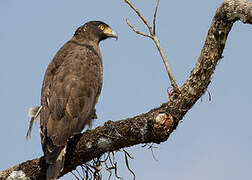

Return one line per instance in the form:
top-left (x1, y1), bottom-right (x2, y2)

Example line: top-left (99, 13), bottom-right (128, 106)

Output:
top-left (1, 0), bottom-right (251, 179)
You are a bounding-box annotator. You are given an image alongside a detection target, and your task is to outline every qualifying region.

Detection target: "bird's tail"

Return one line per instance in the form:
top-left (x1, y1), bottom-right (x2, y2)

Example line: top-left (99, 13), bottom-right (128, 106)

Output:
top-left (46, 145), bottom-right (66, 180)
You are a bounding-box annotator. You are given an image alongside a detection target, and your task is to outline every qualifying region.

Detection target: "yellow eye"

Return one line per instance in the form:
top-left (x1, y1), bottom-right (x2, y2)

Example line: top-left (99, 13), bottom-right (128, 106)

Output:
top-left (98, 24), bottom-right (105, 30)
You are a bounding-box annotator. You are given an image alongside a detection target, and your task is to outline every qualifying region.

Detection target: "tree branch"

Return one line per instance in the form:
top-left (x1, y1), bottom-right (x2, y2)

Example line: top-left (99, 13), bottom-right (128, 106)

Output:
top-left (1, 0), bottom-right (252, 179)
top-left (153, 0), bottom-right (160, 35)
top-left (125, 0), bottom-right (180, 91)
top-left (124, 0), bottom-right (153, 34)
top-left (126, 19), bottom-right (153, 39)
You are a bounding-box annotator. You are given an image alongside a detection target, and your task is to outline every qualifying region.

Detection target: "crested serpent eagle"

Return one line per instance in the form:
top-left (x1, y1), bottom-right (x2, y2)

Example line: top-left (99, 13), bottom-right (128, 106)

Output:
top-left (26, 21), bottom-right (117, 180)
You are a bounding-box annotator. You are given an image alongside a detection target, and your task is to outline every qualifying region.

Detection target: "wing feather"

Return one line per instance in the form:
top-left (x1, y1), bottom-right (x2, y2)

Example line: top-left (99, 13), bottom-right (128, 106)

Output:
top-left (40, 40), bottom-right (102, 147)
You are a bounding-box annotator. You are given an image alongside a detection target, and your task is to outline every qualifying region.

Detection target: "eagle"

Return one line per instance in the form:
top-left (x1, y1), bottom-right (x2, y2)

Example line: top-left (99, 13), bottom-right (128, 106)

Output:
top-left (26, 21), bottom-right (117, 180)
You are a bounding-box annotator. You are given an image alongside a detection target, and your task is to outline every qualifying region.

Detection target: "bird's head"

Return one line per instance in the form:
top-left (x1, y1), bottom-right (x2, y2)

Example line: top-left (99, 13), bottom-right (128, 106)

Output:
top-left (74, 21), bottom-right (118, 43)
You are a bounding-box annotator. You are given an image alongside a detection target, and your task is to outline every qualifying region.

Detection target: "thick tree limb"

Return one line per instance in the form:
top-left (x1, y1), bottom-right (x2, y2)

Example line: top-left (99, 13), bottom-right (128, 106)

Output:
top-left (1, 0), bottom-right (251, 179)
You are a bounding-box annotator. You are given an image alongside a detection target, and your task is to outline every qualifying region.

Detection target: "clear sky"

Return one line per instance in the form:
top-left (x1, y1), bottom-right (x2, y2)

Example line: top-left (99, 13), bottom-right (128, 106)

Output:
top-left (0, 0), bottom-right (251, 180)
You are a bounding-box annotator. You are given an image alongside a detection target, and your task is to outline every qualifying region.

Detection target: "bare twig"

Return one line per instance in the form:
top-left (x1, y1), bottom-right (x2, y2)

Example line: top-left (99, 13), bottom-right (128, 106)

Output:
top-left (153, 0), bottom-right (160, 35)
top-left (152, 35), bottom-right (179, 91)
top-left (126, 19), bottom-right (152, 38)
top-left (146, 143), bottom-right (159, 162)
top-left (150, 146), bottom-right (158, 162)
top-left (124, 151), bottom-right (136, 180)
top-left (122, 149), bottom-right (134, 160)
top-left (124, 0), bottom-right (153, 34)
top-left (207, 90), bottom-right (212, 101)
top-left (125, 0), bottom-right (180, 91)
top-left (104, 161), bottom-right (112, 180)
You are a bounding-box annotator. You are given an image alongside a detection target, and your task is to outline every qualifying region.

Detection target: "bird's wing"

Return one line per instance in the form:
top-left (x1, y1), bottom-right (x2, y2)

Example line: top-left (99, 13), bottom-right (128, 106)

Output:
top-left (40, 41), bottom-right (102, 149)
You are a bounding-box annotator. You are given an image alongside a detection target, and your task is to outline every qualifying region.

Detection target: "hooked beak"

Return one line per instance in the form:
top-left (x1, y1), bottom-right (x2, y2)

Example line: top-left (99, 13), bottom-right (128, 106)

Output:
top-left (104, 27), bottom-right (118, 40)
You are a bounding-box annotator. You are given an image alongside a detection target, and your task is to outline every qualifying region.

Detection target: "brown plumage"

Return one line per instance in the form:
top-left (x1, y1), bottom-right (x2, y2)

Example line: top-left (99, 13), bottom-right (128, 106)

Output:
top-left (37, 21), bottom-right (117, 180)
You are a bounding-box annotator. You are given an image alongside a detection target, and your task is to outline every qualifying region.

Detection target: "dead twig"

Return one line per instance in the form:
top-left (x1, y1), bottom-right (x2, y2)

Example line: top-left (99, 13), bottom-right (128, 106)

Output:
top-left (207, 90), bottom-right (212, 101)
top-left (147, 143), bottom-right (159, 162)
top-left (124, 150), bottom-right (136, 180)
top-left (124, 0), bottom-right (180, 92)
top-left (153, 0), bottom-right (160, 35)
top-left (124, 0), bottom-right (153, 33)
top-left (126, 19), bottom-right (152, 38)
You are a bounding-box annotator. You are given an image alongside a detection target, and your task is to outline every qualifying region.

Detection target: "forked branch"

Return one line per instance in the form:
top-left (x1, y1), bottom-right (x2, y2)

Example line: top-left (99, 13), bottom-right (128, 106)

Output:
top-left (125, 0), bottom-right (180, 92)
top-left (126, 19), bottom-right (152, 38)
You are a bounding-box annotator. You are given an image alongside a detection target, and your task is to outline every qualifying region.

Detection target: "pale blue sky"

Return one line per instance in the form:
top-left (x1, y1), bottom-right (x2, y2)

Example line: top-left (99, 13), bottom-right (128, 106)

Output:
top-left (0, 0), bottom-right (251, 180)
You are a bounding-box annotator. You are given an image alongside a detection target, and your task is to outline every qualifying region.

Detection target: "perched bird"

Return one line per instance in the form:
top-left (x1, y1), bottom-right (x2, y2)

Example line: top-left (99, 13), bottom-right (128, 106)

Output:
top-left (27, 21), bottom-right (117, 180)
